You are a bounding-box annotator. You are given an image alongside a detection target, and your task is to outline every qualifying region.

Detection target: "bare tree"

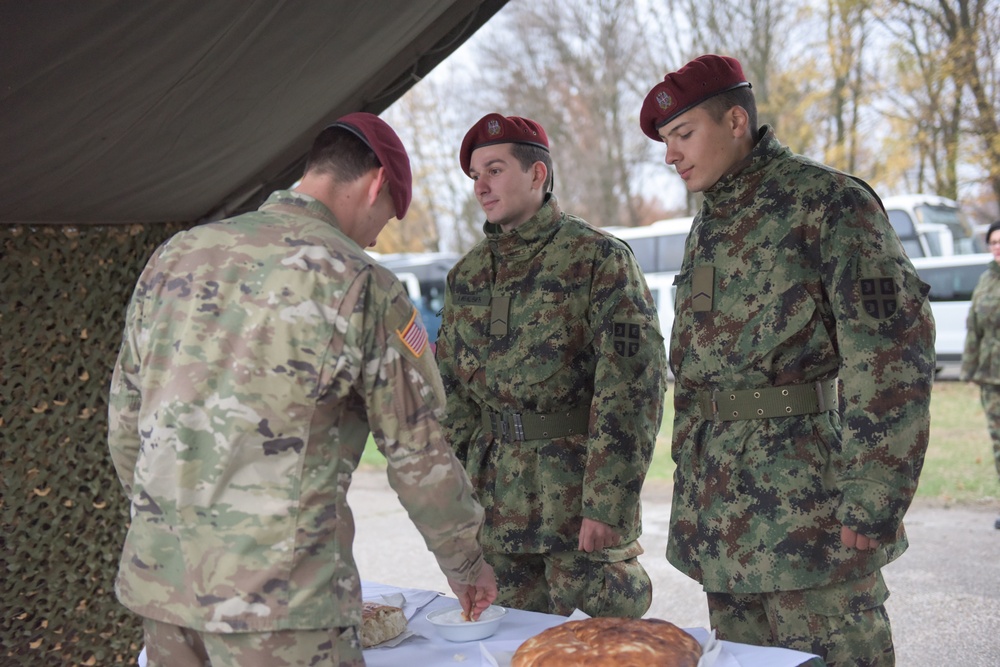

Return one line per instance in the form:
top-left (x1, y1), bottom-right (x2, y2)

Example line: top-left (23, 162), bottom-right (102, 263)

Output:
top-left (378, 73), bottom-right (483, 254)
top-left (823, 0), bottom-right (873, 173)
top-left (878, 0), bottom-right (1000, 205)
top-left (381, 0), bottom-right (1000, 242)
top-left (468, 0), bottom-right (670, 227)
top-left (669, 0), bottom-right (798, 127)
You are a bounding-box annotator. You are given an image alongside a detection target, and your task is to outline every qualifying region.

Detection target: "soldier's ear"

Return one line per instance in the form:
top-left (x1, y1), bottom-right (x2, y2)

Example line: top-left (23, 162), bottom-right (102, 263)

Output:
top-left (729, 106), bottom-right (750, 138)
top-left (530, 161), bottom-right (548, 191)
top-left (366, 167), bottom-right (389, 207)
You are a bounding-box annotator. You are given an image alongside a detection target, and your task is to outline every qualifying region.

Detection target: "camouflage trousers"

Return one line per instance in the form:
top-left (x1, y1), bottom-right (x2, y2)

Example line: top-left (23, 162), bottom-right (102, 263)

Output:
top-left (979, 384), bottom-right (1000, 480)
top-left (485, 545), bottom-right (651, 618)
top-left (142, 618), bottom-right (364, 667)
top-left (706, 570), bottom-right (894, 667)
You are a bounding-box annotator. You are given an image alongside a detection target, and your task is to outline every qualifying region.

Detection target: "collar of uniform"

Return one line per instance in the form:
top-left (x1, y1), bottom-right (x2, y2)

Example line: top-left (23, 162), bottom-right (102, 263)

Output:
top-left (483, 194), bottom-right (563, 259)
top-left (258, 190), bottom-right (338, 226)
top-left (703, 125), bottom-right (787, 205)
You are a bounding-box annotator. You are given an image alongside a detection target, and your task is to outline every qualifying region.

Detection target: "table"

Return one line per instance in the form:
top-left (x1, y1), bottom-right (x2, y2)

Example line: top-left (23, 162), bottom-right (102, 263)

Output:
top-left (362, 581), bottom-right (824, 667)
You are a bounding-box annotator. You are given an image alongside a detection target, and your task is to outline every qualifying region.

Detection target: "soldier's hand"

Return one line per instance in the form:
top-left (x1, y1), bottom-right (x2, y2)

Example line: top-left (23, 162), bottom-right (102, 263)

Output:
top-left (841, 525), bottom-right (879, 550)
top-left (578, 518), bottom-right (621, 553)
top-left (447, 562), bottom-right (497, 621)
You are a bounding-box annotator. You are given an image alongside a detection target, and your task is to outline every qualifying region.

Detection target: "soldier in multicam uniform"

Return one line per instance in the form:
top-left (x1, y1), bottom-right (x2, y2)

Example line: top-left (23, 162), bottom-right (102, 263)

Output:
top-left (639, 56), bottom-right (935, 666)
top-left (108, 112), bottom-right (497, 667)
top-left (435, 113), bottom-right (667, 618)
top-left (960, 220), bottom-right (1000, 531)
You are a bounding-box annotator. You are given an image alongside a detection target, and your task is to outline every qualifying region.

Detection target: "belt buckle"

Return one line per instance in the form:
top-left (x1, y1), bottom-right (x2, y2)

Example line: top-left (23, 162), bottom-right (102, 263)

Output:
top-left (492, 411), bottom-right (525, 441)
top-left (709, 390), bottom-right (720, 422)
top-left (511, 413), bottom-right (525, 441)
top-left (498, 412), bottom-right (524, 442)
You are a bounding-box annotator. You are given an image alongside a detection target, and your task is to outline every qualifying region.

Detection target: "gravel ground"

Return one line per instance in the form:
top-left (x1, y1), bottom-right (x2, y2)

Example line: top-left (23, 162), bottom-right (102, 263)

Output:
top-left (349, 470), bottom-right (1000, 666)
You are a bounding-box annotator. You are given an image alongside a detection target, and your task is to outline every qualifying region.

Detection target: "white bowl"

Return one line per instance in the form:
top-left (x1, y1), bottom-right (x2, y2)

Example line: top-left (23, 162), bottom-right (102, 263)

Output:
top-left (425, 605), bottom-right (506, 642)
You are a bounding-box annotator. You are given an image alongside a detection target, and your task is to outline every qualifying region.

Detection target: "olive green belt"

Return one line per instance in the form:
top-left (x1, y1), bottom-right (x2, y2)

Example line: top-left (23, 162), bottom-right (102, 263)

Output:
top-left (698, 378), bottom-right (839, 421)
top-left (481, 404), bottom-right (590, 442)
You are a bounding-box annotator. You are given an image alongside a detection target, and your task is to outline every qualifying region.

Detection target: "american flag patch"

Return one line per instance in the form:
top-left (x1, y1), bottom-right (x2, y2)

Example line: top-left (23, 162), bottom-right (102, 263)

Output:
top-left (396, 308), bottom-right (428, 357)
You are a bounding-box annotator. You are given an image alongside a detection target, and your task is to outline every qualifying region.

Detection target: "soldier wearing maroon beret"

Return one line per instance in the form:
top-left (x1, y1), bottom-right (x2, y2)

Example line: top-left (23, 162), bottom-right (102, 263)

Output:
top-left (437, 113), bottom-right (668, 618)
top-left (641, 55), bottom-right (935, 666)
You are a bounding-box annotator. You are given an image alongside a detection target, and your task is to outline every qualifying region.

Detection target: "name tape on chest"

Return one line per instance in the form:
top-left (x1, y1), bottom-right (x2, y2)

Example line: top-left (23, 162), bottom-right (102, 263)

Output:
top-left (454, 292), bottom-right (491, 307)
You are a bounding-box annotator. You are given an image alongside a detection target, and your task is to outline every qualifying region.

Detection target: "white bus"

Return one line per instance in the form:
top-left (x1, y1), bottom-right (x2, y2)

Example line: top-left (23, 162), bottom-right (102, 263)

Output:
top-left (605, 217), bottom-right (694, 353)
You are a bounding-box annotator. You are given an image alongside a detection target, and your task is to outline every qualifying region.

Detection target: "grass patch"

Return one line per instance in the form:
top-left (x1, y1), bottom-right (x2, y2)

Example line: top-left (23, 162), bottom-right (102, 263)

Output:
top-left (918, 381), bottom-right (997, 504)
top-left (360, 434), bottom-right (386, 468)
top-left (359, 381), bottom-right (999, 505)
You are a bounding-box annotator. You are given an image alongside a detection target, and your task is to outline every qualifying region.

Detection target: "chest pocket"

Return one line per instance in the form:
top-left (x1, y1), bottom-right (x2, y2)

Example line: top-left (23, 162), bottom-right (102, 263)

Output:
top-left (449, 296), bottom-right (491, 385)
top-left (674, 263), bottom-right (826, 375)
top-left (509, 290), bottom-right (593, 386)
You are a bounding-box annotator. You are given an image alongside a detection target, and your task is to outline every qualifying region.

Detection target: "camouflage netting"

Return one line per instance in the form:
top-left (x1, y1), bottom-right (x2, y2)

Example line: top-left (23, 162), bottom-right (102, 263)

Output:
top-left (2, 223), bottom-right (193, 666)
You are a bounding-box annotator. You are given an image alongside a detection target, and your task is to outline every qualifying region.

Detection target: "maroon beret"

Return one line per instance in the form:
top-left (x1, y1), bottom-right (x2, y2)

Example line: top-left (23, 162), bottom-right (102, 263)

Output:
top-left (328, 112), bottom-right (412, 219)
top-left (639, 54), bottom-right (751, 141)
top-left (460, 113), bottom-right (549, 175)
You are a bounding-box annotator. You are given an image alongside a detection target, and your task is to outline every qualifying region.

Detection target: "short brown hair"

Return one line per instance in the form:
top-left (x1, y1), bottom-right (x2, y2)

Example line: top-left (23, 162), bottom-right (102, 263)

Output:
top-left (304, 126), bottom-right (380, 183)
top-left (702, 87), bottom-right (759, 142)
top-left (511, 143), bottom-right (554, 193)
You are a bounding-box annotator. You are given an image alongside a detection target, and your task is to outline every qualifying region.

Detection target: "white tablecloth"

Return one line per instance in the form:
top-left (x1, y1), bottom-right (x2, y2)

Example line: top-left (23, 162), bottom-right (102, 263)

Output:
top-left (361, 581), bottom-right (822, 667)
top-left (139, 582), bottom-right (822, 666)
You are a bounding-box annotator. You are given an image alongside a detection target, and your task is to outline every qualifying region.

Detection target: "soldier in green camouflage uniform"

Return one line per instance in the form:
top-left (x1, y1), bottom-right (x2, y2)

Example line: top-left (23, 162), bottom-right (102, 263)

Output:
top-left (640, 56), bottom-right (935, 666)
top-left (436, 113), bottom-right (667, 618)
top-left (108, 113), bottom-right (496, 667)
top-left (959, 220), bottom-right (1000, 530)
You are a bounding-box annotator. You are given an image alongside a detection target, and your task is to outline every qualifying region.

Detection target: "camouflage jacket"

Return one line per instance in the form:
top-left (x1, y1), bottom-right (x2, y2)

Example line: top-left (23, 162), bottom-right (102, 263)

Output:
top-left (108, 190), bottom-right (486, 632)
top-left (668, 128), bottom-right (936, 593)
top-left (960, 261), bottom-right (1000, 384)
top-left (436, 195), bottom-right (666, 554)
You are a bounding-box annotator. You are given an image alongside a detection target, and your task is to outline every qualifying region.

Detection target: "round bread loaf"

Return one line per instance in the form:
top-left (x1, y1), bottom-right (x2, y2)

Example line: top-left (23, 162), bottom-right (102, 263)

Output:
top-left (511, 617), bottom-right (702, 667)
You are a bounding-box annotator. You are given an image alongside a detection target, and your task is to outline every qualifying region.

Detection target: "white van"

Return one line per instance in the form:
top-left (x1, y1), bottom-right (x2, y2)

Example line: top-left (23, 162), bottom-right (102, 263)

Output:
top-left (883, 194), bottom-right (983, 257)
top-left (909, 253), bottom-right (993, 363)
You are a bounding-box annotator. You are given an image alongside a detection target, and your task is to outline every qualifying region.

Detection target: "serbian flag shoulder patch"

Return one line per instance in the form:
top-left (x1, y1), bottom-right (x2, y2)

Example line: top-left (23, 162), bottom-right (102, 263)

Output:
top-left (396, 307), bottom-right (428, 357)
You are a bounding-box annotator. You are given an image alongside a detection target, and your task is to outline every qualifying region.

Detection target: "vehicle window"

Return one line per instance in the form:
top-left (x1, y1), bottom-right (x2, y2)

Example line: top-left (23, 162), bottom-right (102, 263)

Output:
top-left (916, 203), bottom-right (979, 253)
top-left (887, 209), bottom-right (916, 238)
top-left (917, 264), bottom-right (989, 301)
top-left (899, 239), bottom-right (925, 257)
top-left (423, 281), bottom-right (446, 315)
top-left (628, 237), bottom-right (657, 274)
top-left (656, 234), bottom-right (687, 273)
top-left (923, 229), bottom-right (946, 256)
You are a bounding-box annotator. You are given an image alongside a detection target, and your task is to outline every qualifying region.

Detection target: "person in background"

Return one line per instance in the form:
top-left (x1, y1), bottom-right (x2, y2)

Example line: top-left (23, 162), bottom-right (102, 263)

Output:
top-left (640, 55), bottom-right (935, 666)
top-left (959, 220), bottom-right (1000, 531)
top-left (108, 112), bottom-right (496, 667)
top-left (435, 113), bottom-right (667, 618)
